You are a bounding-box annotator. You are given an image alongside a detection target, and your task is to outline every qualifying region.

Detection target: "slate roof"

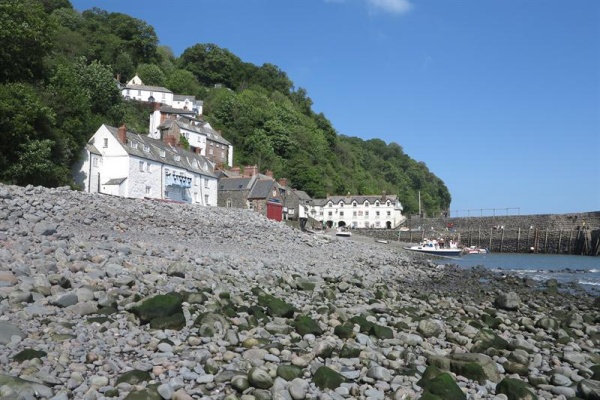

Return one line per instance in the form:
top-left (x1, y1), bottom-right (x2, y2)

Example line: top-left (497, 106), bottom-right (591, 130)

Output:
top-left (325, 195), bottom-right (398, 204)
top-left (105, 178), bottom-right (127, 185)
top-left (293, 190), bottom-right (312, 201)
top-left (121, 84), bottom-right (172, 93)
top-left (159, 105), bottom-right (196, 115)
top-left (160, 117), bottom-right (231, 146)
top-left (86, 144), bottom-right (101, 155)
top-left (104, 125), bottom-right (216, 178)
top-left (248, 179), bottom-right (275, 199)
top-left (218, 177), bottom-right (251, 191)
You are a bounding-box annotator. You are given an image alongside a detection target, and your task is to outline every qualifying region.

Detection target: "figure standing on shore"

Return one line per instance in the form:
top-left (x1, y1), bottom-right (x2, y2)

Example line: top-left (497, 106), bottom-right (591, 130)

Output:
top-left (299, 205), bottom-right (308, 231)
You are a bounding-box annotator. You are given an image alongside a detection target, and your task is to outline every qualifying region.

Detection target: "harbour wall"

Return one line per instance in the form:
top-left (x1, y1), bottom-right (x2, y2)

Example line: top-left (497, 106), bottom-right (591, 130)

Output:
top-left (359, 211), bottom-right (600, 256)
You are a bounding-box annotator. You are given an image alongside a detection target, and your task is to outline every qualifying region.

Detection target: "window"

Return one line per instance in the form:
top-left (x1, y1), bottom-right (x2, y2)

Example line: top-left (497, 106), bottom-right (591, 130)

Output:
top-left (328, 211), bottom-right (332, 217)
top-left (165, 190), bottom-right (169, 197)
top-left (353, 211), bottom-right (357, 217)
top-left (386, 201), bottom-right (391, 207)
top-left (204, 194), bottom-right (209, 205)
top-left (365, 202), bottom-right (370, 207)
top-left (137, 90), bottom-right (141, 96)
top-left (146, 163), bottom-right (151, 172)
top-left (375, 201), bottom-right (380, 207)
top-left (340, 211), bottom-right (344, 217)
top-left (174, 155), bottom-right (180, 161)
top-left (103, 138), bottom-right (108, 148)
top-left (352, 202), bottom-right (357, 207)
top-left (143, 145), bottom-right (150, 152)
top-left (129, 141), bottom-right (137, 149)
top-left (139, 161), bottom-right (144, 171)
top-left (376, 211), bottom-right (380, 217)
top-left (204, 178), bottom-right (209, 188)
top-left (209, 148), bottom-right (213, 155)
top-left (161, 92), bottom-right (166, 100)
top-left (92, 156), bottom-right (99, 167)
top-left (195, 177), bottom-right (199, 186)
top-left (145, 186), bottom-right (151, 195)
top-left (365, 211), bottom-right (369, 217)
top-left (160, 150), bottom-right (166, 158)
top-left (126, 89), bottom-right (130, 95)
top-left (226, 199), bottom-right (232, 208)
top-left (387, 211), bottom-right (391, 216)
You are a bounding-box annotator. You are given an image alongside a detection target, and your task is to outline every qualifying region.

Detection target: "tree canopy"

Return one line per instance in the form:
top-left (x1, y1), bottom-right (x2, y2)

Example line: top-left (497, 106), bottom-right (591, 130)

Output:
top-left (0, 1), bottom-right (451, 216)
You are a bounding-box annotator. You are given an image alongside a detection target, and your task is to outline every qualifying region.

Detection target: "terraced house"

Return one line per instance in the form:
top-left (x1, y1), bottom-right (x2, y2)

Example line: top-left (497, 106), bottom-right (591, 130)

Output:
top-left (73, 124), bottom-right (218, 206)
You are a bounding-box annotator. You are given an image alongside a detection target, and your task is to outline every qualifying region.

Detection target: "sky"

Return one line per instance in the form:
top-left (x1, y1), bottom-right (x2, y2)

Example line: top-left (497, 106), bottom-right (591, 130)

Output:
top-left (70, 0), bottom-right (600, 216)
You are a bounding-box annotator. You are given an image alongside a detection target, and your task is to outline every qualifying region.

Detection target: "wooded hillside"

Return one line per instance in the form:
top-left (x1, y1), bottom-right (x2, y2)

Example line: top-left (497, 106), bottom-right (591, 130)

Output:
top-left (0, 0), bottom-right (451, 215)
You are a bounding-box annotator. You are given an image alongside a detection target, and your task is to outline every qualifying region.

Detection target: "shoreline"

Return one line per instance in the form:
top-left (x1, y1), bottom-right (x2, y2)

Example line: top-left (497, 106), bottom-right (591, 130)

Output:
top-left (1, 183), bottom-right (599, 399)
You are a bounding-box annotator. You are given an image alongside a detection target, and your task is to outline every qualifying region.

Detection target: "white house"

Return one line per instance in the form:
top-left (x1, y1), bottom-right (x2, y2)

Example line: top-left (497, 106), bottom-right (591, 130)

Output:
top-left (310, 194), bottom-right (405, 229)
top-left (121, 75), bottom-right (203, 113)
top-left (73, 124), bottom-right (218, 206)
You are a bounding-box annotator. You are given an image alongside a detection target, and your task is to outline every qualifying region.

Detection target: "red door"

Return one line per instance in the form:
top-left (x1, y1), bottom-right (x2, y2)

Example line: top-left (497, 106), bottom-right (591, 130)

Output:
top-left (266, 202), bottom-right (283, 221)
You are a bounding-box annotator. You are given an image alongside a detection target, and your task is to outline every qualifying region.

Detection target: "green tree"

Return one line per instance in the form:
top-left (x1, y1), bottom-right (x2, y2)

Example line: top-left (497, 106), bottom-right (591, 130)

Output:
top-left (0, 0), bottom-right (55, 83)
top-left (166, 69), bottom-right (200, 96)
top-left (137, 63), bottom-right (166, 86)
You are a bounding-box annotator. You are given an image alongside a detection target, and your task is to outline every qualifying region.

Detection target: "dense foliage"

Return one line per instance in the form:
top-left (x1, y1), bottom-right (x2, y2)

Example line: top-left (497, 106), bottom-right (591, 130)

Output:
top-left (0, 0), bottom-right (451, 215)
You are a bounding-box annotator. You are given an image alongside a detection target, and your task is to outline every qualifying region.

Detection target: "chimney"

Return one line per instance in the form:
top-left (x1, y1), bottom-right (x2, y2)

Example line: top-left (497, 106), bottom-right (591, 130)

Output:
top-left (278, 178), bottom-right (288, 187)
top-left (164, 136), bottom-right (176, 147)
top-left (265, 170), bottom-right (273, 178)
top-left (195, 147), bottom-right (201, 154)
top-left (244, 165), bottom-right (258, 177)
top-left (154, 102), bottom-right (161, 111)
top-left (118, 123), bottom-right (127, 144)
top-left (382, 191), bottom-right (387, 201)
top-left (230, 166), bottom-right (241, 175)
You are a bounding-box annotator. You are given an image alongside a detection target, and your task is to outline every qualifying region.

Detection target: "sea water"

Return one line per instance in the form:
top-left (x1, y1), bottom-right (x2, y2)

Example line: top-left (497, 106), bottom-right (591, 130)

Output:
top-left (443, 253), bottom-right (600, 295)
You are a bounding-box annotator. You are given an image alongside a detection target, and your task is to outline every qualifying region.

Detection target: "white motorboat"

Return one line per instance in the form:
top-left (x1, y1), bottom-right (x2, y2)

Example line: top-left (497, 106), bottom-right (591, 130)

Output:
top-left (335, 227), bottom-right (352, 237)
top-left (404, 238), bottom-right (462, 257)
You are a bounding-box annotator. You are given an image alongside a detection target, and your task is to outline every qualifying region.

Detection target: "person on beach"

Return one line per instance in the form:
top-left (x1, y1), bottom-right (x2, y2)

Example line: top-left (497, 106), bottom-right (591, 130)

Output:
top-left (299, 205), bottom-right (308, 231)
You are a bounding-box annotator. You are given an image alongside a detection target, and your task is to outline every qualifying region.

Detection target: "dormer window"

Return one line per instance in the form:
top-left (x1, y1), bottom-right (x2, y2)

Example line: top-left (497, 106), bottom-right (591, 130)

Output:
top-left (160, 150), bottom-right (166, 158)
top-left (174, 155), bottom-right (181, 161)
top-left (352, 201), bottom-right (357, 207)
top-left (386, 201), bottom-right (391, 207)
top-left (129, 141), bottom-right (137, 149)
top-left (103, 138), bottom-right (108, 148)
top-left (364, 201), bottom-right (370, 207)
top-left (375, 201), bottom-right (380, 207)
top-left (143, 145), bottom-right (150, 152)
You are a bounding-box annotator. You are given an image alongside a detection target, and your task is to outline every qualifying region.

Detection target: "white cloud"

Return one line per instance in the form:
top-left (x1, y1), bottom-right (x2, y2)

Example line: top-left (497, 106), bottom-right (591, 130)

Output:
top-left (367, 0), bottom-right (413, 15)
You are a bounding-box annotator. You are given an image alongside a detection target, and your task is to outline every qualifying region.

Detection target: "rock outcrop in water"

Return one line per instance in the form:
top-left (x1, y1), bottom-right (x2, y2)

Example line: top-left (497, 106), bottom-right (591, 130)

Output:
top-left (0, 183), bottom-right (599, 399)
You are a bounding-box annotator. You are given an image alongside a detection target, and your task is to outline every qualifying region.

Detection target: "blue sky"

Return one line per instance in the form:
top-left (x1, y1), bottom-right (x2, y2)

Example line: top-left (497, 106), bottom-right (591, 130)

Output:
top-left (71, 0), bottom-right (600, 216)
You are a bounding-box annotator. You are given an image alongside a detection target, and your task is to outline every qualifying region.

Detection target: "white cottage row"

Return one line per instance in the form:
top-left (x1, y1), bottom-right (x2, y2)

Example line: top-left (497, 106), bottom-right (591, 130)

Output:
top-left (73, 124), bottom-right (218, 206)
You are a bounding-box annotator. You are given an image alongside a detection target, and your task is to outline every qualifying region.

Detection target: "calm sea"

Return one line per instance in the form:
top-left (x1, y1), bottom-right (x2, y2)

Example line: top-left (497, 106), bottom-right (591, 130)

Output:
top-left (442, 253), bottom-right (600, 295)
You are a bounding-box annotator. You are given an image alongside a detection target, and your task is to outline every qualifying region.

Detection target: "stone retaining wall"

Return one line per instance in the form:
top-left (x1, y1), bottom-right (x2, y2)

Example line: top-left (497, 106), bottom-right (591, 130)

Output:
top-left (359, 211), bottom-right (600, 256)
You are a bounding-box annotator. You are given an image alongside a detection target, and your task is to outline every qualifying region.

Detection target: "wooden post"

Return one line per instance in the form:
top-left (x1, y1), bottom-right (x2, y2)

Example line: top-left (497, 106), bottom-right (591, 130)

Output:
top-left (568, 230), bottom-right (573, 255)
top-left (500, 228), bottom-right (504, 253)
top-left (544, 229), bottom-right (549, 253)
top-left (489, 228), bottom-right (493, 251)
top-left (478, 228), bottom-right (481, 248)
top-left (517, 227), bottom-right (521, 253)
top-left (557, 229), bottom-right (562, 254)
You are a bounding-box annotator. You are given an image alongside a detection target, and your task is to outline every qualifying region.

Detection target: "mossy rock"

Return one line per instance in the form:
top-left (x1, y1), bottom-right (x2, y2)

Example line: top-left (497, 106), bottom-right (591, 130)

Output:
top-left (334, 323), bottom-right (354, 339)
top-left (496, 377), bottom-right (538, 400)
top-left (116, 369), bottom-right (152, 386)
top-left (296, 278), bottom-right (316, 291)
top-left (419, 372), bottom-right (466, 400)
top-left (13, 349), bottom-right (47, 362)
top-left (471, 329), bottom-right (509, 353)
top-left (194, 312), bottom-right (231, 336)
top-left (312, 366), bottom-right (346, 390)
top-left (371, 324), bottom-right (394, 339)
top-left (104, 388), bottom-right (119, 397)
top-left (131, 292), bottom-right (183, 324)
top-left (294, 315), bottom-right (323, 336)
top-left (417, 365), bottom-right (444, 387)
top-left (182, 291), bottom-right (208, 304)
top-left (589, 364), bottom-right (600, 380)
top-left (149, 312), bottom-right (186, 330)
top-left (257, 294), bottom-right (295, 318)
top-left (98, 306), bottom-right (118, 315)
top-left (339, 343), bottom-right (361, 358)
top-left (123, 384), bottom-right (161, 400)
top-left (349, 315), bottom-right (374, 334)
top-left (277, 364), bottom-right (303, 381)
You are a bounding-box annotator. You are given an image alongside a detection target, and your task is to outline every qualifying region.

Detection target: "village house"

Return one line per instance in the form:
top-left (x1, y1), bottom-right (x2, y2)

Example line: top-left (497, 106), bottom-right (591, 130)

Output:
top-left (309, 193), bottom-right (404, 229)
top-left (73, 124), bottom-right (218, 205)
top-left (120, 75), bottom-right (203, 114)
top-left (217, 166), bottom-right (288, 221)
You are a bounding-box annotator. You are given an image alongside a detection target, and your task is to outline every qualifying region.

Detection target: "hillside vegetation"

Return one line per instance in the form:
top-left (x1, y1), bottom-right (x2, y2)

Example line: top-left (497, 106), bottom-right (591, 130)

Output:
top-left (0, 0), bottom-right (450, 215)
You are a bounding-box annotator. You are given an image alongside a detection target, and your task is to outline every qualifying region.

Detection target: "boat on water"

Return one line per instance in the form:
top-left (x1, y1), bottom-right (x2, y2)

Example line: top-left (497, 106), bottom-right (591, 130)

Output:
top-left (404, 238), bottom-right (462, 257)
top-left (463, 246), bottom-right (489, 254)
top-left (335, 227), bottom-right (352, 237)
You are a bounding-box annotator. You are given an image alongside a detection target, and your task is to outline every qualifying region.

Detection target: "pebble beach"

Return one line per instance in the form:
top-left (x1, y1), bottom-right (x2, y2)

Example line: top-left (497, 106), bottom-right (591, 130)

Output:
top-left (0, 183), bottom-right (599, 400)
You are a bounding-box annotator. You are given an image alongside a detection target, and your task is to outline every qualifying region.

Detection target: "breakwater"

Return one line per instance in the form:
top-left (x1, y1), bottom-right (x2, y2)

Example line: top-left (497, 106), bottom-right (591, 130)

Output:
top-left (361, 211), bottom-right (600, 256)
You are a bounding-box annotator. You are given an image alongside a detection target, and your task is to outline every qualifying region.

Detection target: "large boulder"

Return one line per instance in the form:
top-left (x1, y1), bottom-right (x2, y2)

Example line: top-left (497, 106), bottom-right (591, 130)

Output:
top-left (495, 291), bottom-right (521, 311)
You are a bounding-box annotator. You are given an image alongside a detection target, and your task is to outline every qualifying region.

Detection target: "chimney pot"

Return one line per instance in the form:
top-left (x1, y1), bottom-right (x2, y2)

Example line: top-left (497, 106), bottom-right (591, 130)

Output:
top-left (118, 123), bottom-right (127, 144)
